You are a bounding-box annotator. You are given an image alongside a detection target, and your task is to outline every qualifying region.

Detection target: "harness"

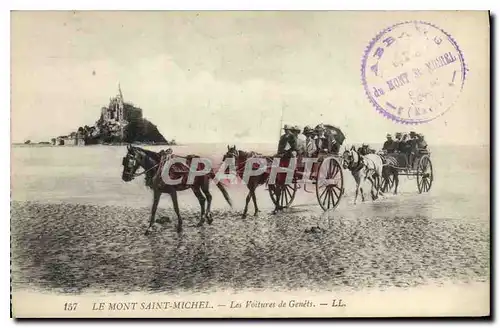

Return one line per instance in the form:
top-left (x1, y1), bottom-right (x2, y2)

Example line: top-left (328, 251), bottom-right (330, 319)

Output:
top-left (348, 151), bottom-right (365, 172)
top-left (123, 155), bottom-right (161, 178)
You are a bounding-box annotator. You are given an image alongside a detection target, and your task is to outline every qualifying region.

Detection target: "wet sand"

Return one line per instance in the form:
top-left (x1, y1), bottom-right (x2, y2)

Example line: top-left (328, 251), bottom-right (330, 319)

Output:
top-left (11, 200), bottom-right (489, 295)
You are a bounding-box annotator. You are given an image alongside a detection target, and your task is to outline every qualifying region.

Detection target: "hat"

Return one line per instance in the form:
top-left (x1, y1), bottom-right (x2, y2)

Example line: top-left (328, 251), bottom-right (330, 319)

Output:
top-left (314, 124), bottom-right (325, 132)
top-left (395, 132), bottom-right (402, 137)
top-left (283, 124), bottom-right (292, 130)
top-left (303, 125), bottom-right (313, 134)
top-left (386, 133), bottom-right (392, 138)
top-left (292, 125), bottom-right (301, 132)
top-left (362, 143), bottom-right (368, 147)
top-left (410, 131), bottom-right (416, 136)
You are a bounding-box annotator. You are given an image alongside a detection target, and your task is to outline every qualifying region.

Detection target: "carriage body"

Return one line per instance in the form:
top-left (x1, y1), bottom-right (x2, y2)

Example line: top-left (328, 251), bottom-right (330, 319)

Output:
top-left (267, 136), bottom-right (345, 212)
top-left (380, 146), bottom-right (433, 194)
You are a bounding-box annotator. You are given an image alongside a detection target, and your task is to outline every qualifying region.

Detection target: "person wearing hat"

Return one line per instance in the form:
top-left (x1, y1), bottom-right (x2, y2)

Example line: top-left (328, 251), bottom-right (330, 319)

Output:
top-left (300, 125), bottom-right (316, 156)
top-left (408, 131), bottom-right (419, 168)
top-left (291, 125), bottom-right (304, 155)
top-left (383, 133), bottom-right (396, 153)
top-left (313, 124), bottom-right (333, 154)
top-left (277, 124), bottom-right (298, 157)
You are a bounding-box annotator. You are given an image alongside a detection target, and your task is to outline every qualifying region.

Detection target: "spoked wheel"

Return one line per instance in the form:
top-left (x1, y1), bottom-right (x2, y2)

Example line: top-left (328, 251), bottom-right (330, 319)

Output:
top-left (269, 183), bottom-right (297, 209)
top-left (316, 157), bottom-right (344, 211)
top-left (381, 174), bottom-right (395, 192)
top-left (417, 155), bottom-right (433, 193)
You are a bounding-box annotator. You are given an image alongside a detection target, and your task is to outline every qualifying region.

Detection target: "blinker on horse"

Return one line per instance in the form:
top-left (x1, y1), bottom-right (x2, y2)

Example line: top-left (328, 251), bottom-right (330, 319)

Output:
top-left (121, 144), bottom-right (233, 235)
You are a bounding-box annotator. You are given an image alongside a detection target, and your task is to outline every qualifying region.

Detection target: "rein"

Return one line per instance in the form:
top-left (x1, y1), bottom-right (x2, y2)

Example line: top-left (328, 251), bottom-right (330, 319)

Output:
top-left (126, 149), bottom-right (165, 179)
top-left (131, 162), bottom-right (160, 178)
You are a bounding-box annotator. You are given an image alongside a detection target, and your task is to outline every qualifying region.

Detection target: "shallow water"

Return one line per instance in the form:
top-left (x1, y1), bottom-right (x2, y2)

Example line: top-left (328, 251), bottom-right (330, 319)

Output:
top-left (11, 143), bottom-right (490, 221)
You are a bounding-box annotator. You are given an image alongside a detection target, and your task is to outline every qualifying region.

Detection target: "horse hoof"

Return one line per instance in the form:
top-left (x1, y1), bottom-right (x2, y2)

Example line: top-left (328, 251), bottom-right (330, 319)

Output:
top-left (254, 212), bottom-right (259, 217)
top-left (144, 229), bottom-right (151, 236)
top-left (196, 222), bottom-right (204, 227)
top-left (241, 214), bottom-right (247, 219)
top-left (176, 225), bottom-right (183, 233)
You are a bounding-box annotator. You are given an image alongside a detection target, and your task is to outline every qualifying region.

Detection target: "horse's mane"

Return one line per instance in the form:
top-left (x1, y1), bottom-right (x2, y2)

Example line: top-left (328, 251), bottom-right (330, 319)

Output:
top-left (133, 146), bottom-right (161, 162)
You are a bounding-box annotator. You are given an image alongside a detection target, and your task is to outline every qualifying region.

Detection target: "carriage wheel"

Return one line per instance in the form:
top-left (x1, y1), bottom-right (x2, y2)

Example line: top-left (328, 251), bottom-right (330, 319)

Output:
top-left (382, 174), bottom-right (395, 192)
top-left (268, 183), bottom-right (297, 209)
top-left (417, 155), bottom-right (433, 193)
top-left (316, 157), bottom-right (344, 211)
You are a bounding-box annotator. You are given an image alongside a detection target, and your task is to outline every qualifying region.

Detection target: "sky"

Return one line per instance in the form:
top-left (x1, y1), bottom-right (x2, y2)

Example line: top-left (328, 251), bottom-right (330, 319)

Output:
top-left (11, 11), bottom-right (489, 145)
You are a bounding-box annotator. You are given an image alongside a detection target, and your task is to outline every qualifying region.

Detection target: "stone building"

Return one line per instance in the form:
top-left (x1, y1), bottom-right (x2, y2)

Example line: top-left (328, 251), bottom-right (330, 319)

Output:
top-left (100, 84), bottom-right (143, 139)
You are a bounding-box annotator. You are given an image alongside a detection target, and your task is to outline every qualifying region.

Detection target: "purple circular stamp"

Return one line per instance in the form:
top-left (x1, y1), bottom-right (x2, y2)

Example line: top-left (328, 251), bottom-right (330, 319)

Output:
top-left (361, 21), bottom-right (467, 124)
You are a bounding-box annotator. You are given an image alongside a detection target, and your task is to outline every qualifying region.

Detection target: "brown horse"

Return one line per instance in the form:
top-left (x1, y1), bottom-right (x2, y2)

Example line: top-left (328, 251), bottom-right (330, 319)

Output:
top-left (222, 145), bottom-right (278, 218)
top-left (121, 145), bottom-right (232, 234)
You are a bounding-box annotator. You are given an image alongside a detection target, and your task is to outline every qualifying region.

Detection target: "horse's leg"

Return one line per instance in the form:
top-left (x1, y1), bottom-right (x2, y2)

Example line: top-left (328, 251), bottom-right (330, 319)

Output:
top-left (192, 186), bottom-right (206, 227)
top-left (242, 188), bottom-right (251, 219)
top-left (273, 185), bottom-right (284, 213)
top-left (394, 172), bottom-right (399, 195)
top-left (353, 172), bottom-right (360, 205)
top-left (170, 190), bottom-right (183, 233)
top-left (251, 185), bottom-right (260, 217)
top-left (377, 175), bottom-right (381, 196)
top-left (274, 184), bottom-right (280, 212)
top-left (145, 190), bottom-right (161, 235)
top-left (371, 174), bottom-right (380, 200)
top-left (200, 178), bottom-right (213, 224)
top-left (360, 173), bottom-right (366, 202)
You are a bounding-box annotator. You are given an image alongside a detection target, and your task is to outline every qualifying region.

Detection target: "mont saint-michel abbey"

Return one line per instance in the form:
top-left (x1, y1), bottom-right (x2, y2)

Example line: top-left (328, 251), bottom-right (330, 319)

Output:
top-left (101, 84), bottom-right (143, 137)
top-left (53, 84), bottom-right (168, 146)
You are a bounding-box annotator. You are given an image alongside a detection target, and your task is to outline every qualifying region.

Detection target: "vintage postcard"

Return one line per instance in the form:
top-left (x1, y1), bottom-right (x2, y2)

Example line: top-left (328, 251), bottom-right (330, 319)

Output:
top-left (10, 10), bottom-right (490, 318)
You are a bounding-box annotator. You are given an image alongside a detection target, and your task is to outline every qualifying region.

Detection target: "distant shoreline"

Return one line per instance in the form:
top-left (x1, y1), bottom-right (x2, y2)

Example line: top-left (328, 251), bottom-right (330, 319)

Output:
top-left (11, 142), bottom-right (490, 148)
top-left (11, 142), bottom-right (182, 147)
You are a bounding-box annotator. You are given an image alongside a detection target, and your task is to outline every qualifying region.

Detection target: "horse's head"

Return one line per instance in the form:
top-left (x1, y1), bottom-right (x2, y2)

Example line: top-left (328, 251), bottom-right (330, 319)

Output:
top-left (121, 144), bottom-right (142, 182)
top-left (342, 146), bottom-right (359, 170)
top-left (222, 144), bottom-right (238, 162)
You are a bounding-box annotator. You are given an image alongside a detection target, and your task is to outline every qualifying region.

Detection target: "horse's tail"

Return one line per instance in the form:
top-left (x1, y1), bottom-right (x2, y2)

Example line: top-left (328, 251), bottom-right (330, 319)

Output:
top-left (209, 171), bottom-right (233, 208)
top-left (216, 181), bottom-right (233, 208)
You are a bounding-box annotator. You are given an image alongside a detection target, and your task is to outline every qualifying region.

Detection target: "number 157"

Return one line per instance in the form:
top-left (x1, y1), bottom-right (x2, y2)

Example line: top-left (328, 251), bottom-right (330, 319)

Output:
top-left (64, 302), bottom-right (78, 311)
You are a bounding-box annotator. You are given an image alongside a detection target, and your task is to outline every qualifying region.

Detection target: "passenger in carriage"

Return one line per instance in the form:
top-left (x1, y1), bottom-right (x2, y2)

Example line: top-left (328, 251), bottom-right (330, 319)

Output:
top-left (408, 131), bottom-right (419, 166)
top-left (277, 124), bottom-right (298, 158)
top-left (399, 133), bottom-right (415, 167)
top-left (418, 134), bottom-right (428, 149)
top-left (314, 124), bottom-right (337, 155)
top-left (313, 124), bottom-right (327, 153)
top-left (291, 125), bottom-right (304, 155)
top-left (382, 133), bottom-right (397, 153)
top-left (394, 132), bottom-right (403, 152)
top-left (302, 126), bottom-right (316, 156)
top-left (398, 133), bottom-right (410, 153)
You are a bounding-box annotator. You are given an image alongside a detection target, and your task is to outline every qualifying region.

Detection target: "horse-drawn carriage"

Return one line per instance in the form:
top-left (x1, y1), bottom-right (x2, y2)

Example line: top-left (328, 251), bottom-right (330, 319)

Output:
top-left (267, 124), bottom-right (346, 212)
top-left (379, 142), bottom-right (433, 194)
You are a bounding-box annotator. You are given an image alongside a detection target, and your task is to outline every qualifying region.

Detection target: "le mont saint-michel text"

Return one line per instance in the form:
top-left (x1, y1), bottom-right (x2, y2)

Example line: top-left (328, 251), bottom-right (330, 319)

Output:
top-left (91, 299), bottom-right (346, 311)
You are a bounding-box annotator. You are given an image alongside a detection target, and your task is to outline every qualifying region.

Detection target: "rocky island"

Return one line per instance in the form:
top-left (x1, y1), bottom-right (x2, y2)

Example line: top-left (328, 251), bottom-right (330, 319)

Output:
top-left (52, 85), bottom-right (175, 146)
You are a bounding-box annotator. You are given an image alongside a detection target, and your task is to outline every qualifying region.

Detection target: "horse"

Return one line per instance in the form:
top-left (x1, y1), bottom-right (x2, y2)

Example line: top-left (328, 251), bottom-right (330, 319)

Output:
top-left (379, 152), bottom-right (400, 195)
top-left (222, 145), bottom-right (276, 218)
top-left (341, 146), bottom-right (384, 204)
top-left (121, 144), bottom-right (233, 234)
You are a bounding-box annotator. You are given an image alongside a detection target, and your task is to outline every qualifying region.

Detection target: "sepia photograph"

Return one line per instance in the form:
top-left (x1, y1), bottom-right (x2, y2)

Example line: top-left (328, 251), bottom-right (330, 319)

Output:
top-left (9, 10), bottom-right (490, 318)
